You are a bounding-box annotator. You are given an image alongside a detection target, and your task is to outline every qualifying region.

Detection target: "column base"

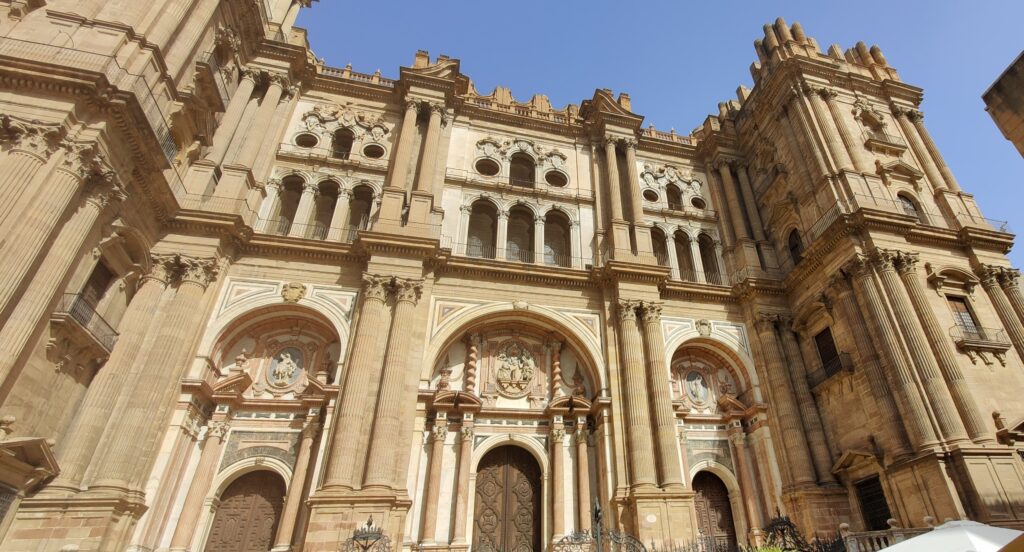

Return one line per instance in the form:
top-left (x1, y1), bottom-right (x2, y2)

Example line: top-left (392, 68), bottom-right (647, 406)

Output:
top-left (945, 444), bottom-right (1024, 525)
top-left (780, 485), bottom-right (850, 537)
top-left (1, 493), bottom-right (147, 552)
top-left (622, 486), bottom-right (697, 548)
top-left (302, 487), bottom-right (412, 552)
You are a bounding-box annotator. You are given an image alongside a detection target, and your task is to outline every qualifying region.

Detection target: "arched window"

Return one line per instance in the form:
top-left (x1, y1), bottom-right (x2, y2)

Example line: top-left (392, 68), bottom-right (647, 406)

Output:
top-left (787, 229), bottom-right (804, 265)
top-left (332, 128), bottom-right (354, 159)
top-left (467, 200), bottom-right (498, 259)
top-left (543, 210), bottom-right (572, 267)
top-left (666, 184), bottom-right (683, 211)
top-left (347, 185), bottom-right (374, 234)
top-left (651, 226), bottom-right (669, 267)
top-left (674, 231), bottom-right (696, 282)
top-left (274, 176), bottom-right (304, 236)
top-left (506, 205), bottom-right (535, 262)
top-left (509, 153), bottom-right (535, 188)
top-left (897, 193), bottom-right (926, 224)
top-left (311, 180), bottom-right (340, 240)
top-left (698, 233), bottom-right (721, 285)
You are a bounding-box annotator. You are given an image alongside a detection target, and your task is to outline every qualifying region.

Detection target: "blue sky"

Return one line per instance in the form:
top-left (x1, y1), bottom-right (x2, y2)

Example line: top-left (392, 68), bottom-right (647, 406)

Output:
top-left (297, 1), bottom-right (1024, 267)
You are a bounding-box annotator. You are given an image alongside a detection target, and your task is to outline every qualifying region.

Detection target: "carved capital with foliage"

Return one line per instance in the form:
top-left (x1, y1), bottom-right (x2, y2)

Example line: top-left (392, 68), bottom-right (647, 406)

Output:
top-left (393, 277), bottom-right (423, 305)
top-left (616, 299), bottom-right (640, 321)
top-left (361, 274), bottom-right (391, 303)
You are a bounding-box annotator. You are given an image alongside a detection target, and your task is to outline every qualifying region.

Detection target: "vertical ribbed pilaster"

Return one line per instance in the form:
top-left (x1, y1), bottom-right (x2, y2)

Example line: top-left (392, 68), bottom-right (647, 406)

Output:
top-left (616, 299), bottom-right (656, 488)
top-left (805, 85), bottom-right (853, 171)
top-left (574, 423), bottom-right (591, 532)
top-left (638, 301), bottom-right (683, 488)
top-left (450, 423), bottom-right (474, 544)
top-left (388, 101), bottom-right (420, 191)
top-left (779, 322), bottom-right (835, 484)
top-left (997, 268), bottom-right (1024, 326)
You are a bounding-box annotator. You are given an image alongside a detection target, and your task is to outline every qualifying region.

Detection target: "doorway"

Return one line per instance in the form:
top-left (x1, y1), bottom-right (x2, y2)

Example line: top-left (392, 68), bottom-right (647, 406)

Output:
top-left (473, 445), bottom-right (542, 552)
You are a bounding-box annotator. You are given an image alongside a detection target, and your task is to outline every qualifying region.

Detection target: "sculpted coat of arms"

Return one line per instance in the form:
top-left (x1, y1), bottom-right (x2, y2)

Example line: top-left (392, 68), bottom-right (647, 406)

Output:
top-left (495, 340), bottom-right (535, 398)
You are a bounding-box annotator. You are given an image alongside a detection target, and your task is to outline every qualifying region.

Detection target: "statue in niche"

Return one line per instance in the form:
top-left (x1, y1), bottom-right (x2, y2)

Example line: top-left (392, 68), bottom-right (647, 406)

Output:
top-left (495, 340), bottom-right (535, 398)
top-left (685, 371), bottom-right (710, 404)
top-left (268, 347), bottom-right (303, 388)
top-left (716, 368), bottom-right (736, 396)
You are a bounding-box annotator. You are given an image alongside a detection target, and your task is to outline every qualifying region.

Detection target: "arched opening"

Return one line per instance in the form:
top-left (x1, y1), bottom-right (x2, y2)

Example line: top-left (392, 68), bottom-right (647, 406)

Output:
top-left (204, 470), bottom-right (287, 551)
top-left (506, 205), bottom-right (534, 263)
top-left (666, 184), bottom-right (683, 211)
top-left (347, 185), bottom-right (374, 234)
top-left (543, 210), bottom-right (571, 267)
top-left (311, 180), bottom-right (340, 240)
top-left (473, 445), bottom-right (542, 552)
top-left (674, 231), bottom-right (696, 282)
top-left (698, 234), bottom-right (721, 285)
top-left (467, 200), bottom-right (498, 259)
top-left (651, 226), bottom-right (669, 267)
top-left (509, 153), bottom-right (535, 188)
top-left (332, 128), bottom-right (354, 159)
top-left (692, 471), bottom-right (738, 550)
top-left (896, 193), bottom-right (926, 224)
top-left (273, 176), bottom-right (304, 236)
top-left (787, 229), bottom-right (804, 266)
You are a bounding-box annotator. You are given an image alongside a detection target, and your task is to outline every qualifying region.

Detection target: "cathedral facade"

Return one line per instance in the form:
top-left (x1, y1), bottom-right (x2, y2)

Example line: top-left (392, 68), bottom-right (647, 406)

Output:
top-left (0, 1), bottom-right (1023, 551)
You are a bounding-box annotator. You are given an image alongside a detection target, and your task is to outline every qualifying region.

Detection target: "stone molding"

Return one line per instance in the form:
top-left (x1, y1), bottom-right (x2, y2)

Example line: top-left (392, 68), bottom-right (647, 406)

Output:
top-left (0, 114), bottom-right (68, 159)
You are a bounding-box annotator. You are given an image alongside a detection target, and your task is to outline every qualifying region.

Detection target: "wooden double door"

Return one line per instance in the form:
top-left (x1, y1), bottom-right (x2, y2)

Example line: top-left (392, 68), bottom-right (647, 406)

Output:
top-left (204, 470), bottom-right (286, 552)
top-left (693, 471), bottom-right (737, 549)
top-left (473, 445), bottom-right (542, 552)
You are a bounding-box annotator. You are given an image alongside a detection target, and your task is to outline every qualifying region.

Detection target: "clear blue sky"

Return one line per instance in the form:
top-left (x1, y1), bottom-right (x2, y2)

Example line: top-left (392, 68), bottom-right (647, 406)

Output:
top-left (298, 1), bottom-right (1024, 267)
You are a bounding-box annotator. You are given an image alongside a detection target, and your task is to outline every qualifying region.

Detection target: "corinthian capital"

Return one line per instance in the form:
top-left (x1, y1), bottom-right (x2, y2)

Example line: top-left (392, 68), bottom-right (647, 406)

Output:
top-left (869, 248), bottom-right (898, 272)
top-left (178, 256), bottom-right (219, 289)
top-left (393, 277), bottom-right (424, 305)
top-left (266, 71), bottom-right (291, 89)
top-left (361, 274), bottom-right (391, 302)
top-left (754, 312), bottom-right (780, 334)
top-left (207, 421), bottom-right (231, 442)
top-left (616, 299), bottom-right (640, 321)
top-left (431, 423), bottom-right (448, 442)
top-left (975, 264), bottom-right (1005, 289)
top-left (144, 254), bottom-right (178, 286)
top-left (603, 134), bottom-right (620, 149)
top-left (891, 250), bottom-right (920, 275)
top-left (638, 301), bottom-right (663, 323)
top-left (63, 143), bottom-right (112, 181)
top-left (842, 253), bottom-right (872, 279)
top-left (82, 174), bottom-right (128, 211)
top-left (0, 115), bottom-right (67, 159)
top-left (996, 267), bottom-right (1020, 290)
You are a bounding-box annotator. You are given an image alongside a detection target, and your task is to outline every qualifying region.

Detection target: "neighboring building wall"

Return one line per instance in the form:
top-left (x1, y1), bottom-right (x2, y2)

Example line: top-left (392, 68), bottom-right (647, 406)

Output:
top-left (984, 51), bottom-right (1024, 158)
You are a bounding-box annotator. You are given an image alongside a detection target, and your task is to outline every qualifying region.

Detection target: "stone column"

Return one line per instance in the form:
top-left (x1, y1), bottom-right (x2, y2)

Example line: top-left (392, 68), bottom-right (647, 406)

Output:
top-left (450, 421), bottom-right (474, 545)
top-left (574, 420), bottom-right (591, 532)
top-left (826, 275), bottom-right (913, 458)
top-left (638, 302), bottom-right (683, 489)
top-left (90, 256), bottom-right (219, 492)
top-left (326, 189), bottom-right (352, 241)
top-left (623, 139), bottom-right (644, 224)
top-left (0, 121), bottom-right (64, 227)
top-left (464, 335), bottom-right (479, 394)
top-left (616, 299), bottom-right (657, 488)
top-left (549, 340), bottom-right (563, 399)
top-left (288, 182), bottom-right (319, 238)
top-left (168, 421), bottom-right (231, 551)
top-left (233, 73), bottom-right (288, 168)
top-left (281, 0), bottom-right (311, 34)
top-left (322, 275), bottom-right (391, 489)
top-left (689, 237), bottom-right (706, 282)
top-left (274, 418), bottom-right (320, 550)
top-left (570, 220), bottom-right (583, 269)
top-left (872, 249), bottom-right (966, 442)
top-left (779, 322), bottom-right (835, 484)
top-left (735, 165), bottom-right (766, 241)
top-left (414, 103), bottom-right (444, 193)
top-left (821, 88), bottom-right (872, 173)
top-left (0, 175), bottom-right (123, 390)
top-left (388, 100), bottom-right (420, 191)
top-left (363, 277), bottom-right (423, 488)
top-left (664, 231), bottom-right (681, 280)
top-left (908, 110), bottom-right (960, 192)
top-left (789, 91), bottom-right (831, 179)
top-left (205, 68), bottom-right (258, 166)
top-left (534, 216), bottom-right (546, 265)
top-left (603, 137), bottom-right (624, 221)
top-left (418, 416), bottom-right (447, 544)
top-left (550, 424), bottom-right (566, 540)
top-left (496, 210), bottom-right (509, 260)
top-left (997, 268), bottom-right (1024, 326)
top-left (715, 161), bottom-right (750, 241)
top-left (978, 265), bottom-right (1024, 358)
top-left (894, 253), bottom-right (989, 442)
top-left (48, 260), bottom-right (170, 492)
top-left (256, 178), bottom-right (282, 232)
top-left (892, 106), bottom-right (946, 192)
top-left (805, 85), bottom-right (853, 171)
top-left (728, 430), bottom-right (765, 532)
top-left (753, 314), bottom-right (815, 487)
top-left (844, 254), bottom-right (938, 449)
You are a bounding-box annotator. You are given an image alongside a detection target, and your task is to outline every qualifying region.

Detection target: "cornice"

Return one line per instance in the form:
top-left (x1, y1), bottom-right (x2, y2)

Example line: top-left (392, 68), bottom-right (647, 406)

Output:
top-left (660, 280), bottom-right (737, 304)
top-left (437, 255), bottom-right (595, 289)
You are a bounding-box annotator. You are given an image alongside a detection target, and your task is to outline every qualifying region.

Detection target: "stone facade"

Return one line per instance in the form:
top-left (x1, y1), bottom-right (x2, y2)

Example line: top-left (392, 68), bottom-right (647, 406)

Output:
top-left (0, 3), bottom-right (1022, 551)
top-left (984, 51), bottom-right (1024, 158)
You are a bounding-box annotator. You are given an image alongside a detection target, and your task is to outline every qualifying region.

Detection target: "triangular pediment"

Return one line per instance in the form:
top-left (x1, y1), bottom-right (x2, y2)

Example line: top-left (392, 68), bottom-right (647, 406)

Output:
top-left (831, 448), bottom-right (880, 474)
top-left (212, 370), bottom-right (253, 398)
top-left (580, 89), bottom-right (644, 129)
top-left (877, 159), bottom-right (923, 179)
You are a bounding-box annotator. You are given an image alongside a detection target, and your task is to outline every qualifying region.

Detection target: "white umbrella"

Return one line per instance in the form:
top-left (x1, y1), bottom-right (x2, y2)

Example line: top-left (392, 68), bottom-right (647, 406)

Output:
top-left (881, 520), bottom-right (1022, 552)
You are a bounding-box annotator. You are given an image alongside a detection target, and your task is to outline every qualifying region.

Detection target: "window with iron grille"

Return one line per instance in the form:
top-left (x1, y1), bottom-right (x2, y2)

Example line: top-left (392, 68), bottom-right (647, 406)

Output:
top-left (855, 476), bottom-right (892, 531)
top-left (948, 296), bottom-right (982, 340)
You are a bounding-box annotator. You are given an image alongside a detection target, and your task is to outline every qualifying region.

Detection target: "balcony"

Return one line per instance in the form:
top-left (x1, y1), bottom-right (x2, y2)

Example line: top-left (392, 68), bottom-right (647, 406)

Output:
top-left (863, 128), bottom-right (907, 155)
top-left (48, 294), bottom-right (118, 369)
top-left (256, 217), bottom-right (362, 243)
top-left (950, 324), bottom-right (1011, 366)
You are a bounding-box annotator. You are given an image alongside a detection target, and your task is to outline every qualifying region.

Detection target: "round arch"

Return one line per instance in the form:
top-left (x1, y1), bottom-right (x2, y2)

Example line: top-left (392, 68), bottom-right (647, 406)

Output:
top-left (689, 463), bottom-right (747, 545)
top-left (193, 460), bottom-right (293, 552)
top-left (663, 335), bottom-right (762, 403)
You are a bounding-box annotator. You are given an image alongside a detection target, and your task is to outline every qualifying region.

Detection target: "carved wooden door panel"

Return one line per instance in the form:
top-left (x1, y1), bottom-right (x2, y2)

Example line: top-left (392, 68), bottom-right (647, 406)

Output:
top-left (473, 446), bottom-right (541, 552)
top-left (205, 471), bottom-right (286, 552)
top-left (693, 472), bottom-right (737, 549)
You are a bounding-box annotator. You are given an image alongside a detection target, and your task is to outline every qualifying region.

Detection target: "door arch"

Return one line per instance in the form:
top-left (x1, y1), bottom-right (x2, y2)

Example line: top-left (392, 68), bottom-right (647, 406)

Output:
top-left (692, 471), bottom-right (737, 549)
top-left (204, 470), bottom-right (286, 552)
top-left (473, 445), bottom-right (542, 552)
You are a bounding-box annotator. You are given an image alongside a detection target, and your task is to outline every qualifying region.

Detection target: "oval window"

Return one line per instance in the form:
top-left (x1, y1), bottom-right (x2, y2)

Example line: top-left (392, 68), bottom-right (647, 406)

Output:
top-left (691, 197), bottom-right (707, 210)
top-left (544, 171), bottom-right (568, 187)
top-left (643, 189), bottom-right (659, 202)
top-left (475, 158), bottom-right (500, 177)
top-left (363, 144), bottom-right (385, 159)
top-left (295, 133), bottom-right (319, 148)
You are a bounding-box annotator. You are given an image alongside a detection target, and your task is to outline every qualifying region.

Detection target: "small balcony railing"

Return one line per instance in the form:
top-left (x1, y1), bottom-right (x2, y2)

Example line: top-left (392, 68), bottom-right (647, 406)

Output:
top-left (950, 324), bottom-right (1009, 345)
top-left (53, 294), bottom-right (118, 353)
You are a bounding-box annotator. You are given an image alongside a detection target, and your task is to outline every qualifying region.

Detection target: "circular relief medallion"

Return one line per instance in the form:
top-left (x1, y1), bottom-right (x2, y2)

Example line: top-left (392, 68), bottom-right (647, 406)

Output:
top-left (495, 340), bottom-right (536, 399)
top-left (267, 347), bottom-right (303, 388)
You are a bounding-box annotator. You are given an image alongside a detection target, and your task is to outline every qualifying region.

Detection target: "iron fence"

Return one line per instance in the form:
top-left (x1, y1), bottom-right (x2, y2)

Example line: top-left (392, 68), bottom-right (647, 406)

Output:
top-left (53, 294), bottom-right (118, 352)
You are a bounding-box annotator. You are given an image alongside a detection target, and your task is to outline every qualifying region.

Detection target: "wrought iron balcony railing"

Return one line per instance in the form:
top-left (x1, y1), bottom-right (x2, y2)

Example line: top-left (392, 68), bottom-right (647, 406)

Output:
top-left (53, 294), bottom-right (118, 353)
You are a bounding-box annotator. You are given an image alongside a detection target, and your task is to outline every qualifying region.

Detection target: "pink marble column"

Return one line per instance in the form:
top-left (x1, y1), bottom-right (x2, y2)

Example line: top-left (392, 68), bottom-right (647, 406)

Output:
top-left (574, 419), bottom-right (591, 532)
top-left (168, 420), bottom-right (231, 551)
top-left (418, 415), bottom-right (448, 544)
top-left (450, 419), bottom-right (474, 545)
top-left (274, 418), bottom-right (321, 550)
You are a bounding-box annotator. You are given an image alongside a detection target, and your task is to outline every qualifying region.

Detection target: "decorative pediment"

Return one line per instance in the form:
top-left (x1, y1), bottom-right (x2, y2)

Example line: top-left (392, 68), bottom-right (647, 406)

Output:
top-left (994, 412), bottom-right (1024, 446)
top-left (876, 159), bottom-right (923, 189)
top-left (212, 369), bottom-right (254, 399)
top-left (546, 394), bottom-right (592, 415)
top-left (432, 389), bottom-right (482, 412)
top-left (831, 449), bottom-right (881, 475)
top-left (715, 393), bottom-right (747, 415)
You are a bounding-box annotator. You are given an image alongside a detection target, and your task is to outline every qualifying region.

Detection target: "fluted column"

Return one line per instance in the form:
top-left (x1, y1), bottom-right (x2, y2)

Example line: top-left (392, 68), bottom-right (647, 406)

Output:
top-left (689, 236), bottom-right (705, 282)
top-left (716, 161), bottom-right (750, 241)
top-left (789, 90), bottom-right (831, 179)
top-left (205, 69), bottom-right (258, 166)
top-left (574, 421), bottom-right (591, 532)
top-left (90, 256), bottom-right (219, 492)
top-left (997, 268), bottom-right (1024, 326)
top-left (388, 100), bottom-right (420, 191)
top-left (418, 416), bottom-right (447, 544)
top-left (0, 120), bottom-right (65, 229)
top-left (288, 182), bottom-right (319, 238)
top-left (892, 106), bottom-right (946, 192)
top-left (364, 277), bottom-right (423, 488)
top-left (234, 73), bottom-right (288, 168)
top-left (908, 110), bottom-right (961, 192)
top-left (821, 87), bottom-right (872, 173)
top-left (978, 265), bottom-right (1024, 358)
top-left (753, 314), bottom-right (815, 487)
top-left (664, 231), bottom-right (681, 280)
top-left (168, 420), bottom-right (231, 551)
top-left (326, 189), bottom-right (352, 241)
top-left (550, 424), bottom-right (566, 539)
top-left (805, 85), bottom-right (853, 171)
top-left (873, 249), bottom-right (966, 442)
top-left (735, 165), bottom-right (766, 241)
top-left (414, 103), bottom-right (444, 194)
top-left (451, 421), bottom-right (474, 544)
top-left (894, 253), bottom-right (989, 442)
top-left (496, 210), bottom-right (509, 259)
top-left (0, 175), bottom-right (123, 391)
top-left (256, 178), bottom-right (282, 232)
top-left (779, 321), bottom-right (835, 484)
top-left (282, 0), bottom-right (312, 34)
top-left (826, 275), bottom-right (913, 458)
top-left (603, 136), bottom-right (624, 221)
top-left (728, 430), bottom-right (765, 532)
top-left (616, 299), bottom-right (657, 488)
top-left (534, 216), bottom-right (546, 265)
top-left (844, 255), bottom-right (938, 449)
top-left (638, 302), bottom-right (683, 488)
top-left (623, 139), bottom-right (644, 223)
top-left (322, 275), bottom-right (391, 489)
top-left (274, 418), bottom-right (320, 550)
top-left (48, 261), bottom-right (171, 492)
